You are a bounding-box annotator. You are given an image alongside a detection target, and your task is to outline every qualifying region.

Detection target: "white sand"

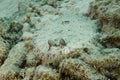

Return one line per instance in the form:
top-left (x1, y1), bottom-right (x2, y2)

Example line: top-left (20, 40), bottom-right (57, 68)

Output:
top-left (32, 0), bottom-right (97, 53)
top-left (0, 0), bottom-right (19, 18)
top-left (0, 0), bottom-right (97, 53)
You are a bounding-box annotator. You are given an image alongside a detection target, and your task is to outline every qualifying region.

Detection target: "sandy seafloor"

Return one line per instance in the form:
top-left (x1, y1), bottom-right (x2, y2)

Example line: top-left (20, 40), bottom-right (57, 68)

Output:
top-left (0, 0), bottom-right (97, 52)
top-left (0, 0), bottom-right (120, 80)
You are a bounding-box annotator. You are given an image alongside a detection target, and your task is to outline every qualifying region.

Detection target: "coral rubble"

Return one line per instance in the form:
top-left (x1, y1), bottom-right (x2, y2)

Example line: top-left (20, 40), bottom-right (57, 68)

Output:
top-left (87, 0), bottom-right (120, 79)
top-left (59, 58), bottom-right (106, 80)
top-left (89, 0), bottom-right (120, 48)
top-left (0, 0), bottom-right (120, 80)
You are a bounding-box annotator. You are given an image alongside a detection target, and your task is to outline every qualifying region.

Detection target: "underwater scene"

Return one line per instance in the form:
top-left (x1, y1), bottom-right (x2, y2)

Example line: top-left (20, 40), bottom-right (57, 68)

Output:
top-left (0, 0), bottom-right (120, 80)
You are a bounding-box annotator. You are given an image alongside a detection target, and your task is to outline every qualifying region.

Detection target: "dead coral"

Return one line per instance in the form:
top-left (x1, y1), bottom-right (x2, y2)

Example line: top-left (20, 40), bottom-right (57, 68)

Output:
top-left (89, 0), bottom-right (120, 48)
top-left (89, 0), bottom-right (120, 29)
top-left (0, 64), bottom-right (22, 80)
top-left (22, 32), bottom-right (33, 41)
top-left (23, 41), bottom-right (39, 67)
top-left (0, 24), bottom-right (6, 37)
top-left (0, 42), bottom-right (28, 80)
top-left (100, 30), bottom-right (120, 48)
top-left (24, 41), bottom-right (35, 52)
top-left (59, 58), bottom-right (106, 80)
top-left (33, 65), bottom-right (60, 80)
top-left (20, 67), bottom-right (36, 80)
top-left (39, 5), bottom-right (59, 15)
top-left (26, 52), bottom-right (38, 67)
top-left (28, 1), bottom-right (60, 16)
top-left (0, 37), bottom-right (9, 65)
top-left (101, 35), bottom-right (120, 48)
top-left (8, 21), bottom-right (23, 33)
top-left (5, 21), bottom-right (23, 46)
top-left (33, 48), bottom-right (82, 68)
top-left (42, 0), bottom-right (61, 8)
top-left (25, 13), bottom-right (31, 23)
top-left (79, 48), bottom-right (120, 79)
